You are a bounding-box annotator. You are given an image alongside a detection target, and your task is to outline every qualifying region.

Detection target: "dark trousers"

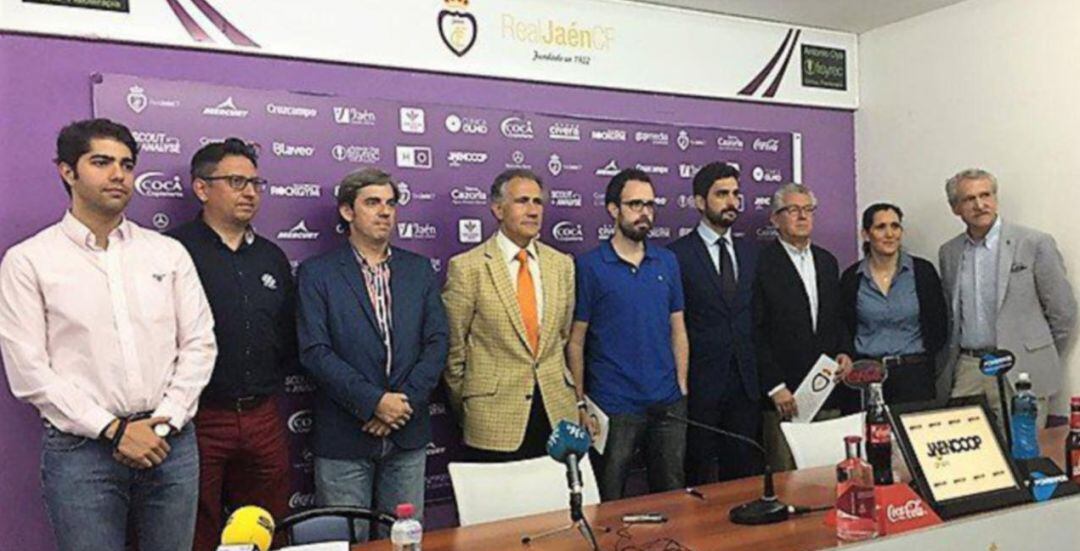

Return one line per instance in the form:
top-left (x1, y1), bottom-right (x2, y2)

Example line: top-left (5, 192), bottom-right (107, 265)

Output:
top-left (192, 396), bottom-right (290, 551)
top-left (591, 397), bottom-right (687, 501)
top-left (685, 365), bottom-right (763, 485)
top-left (464, 385), bottom-right (552, 462)
top-left (883, 360), bottom-right (936, 404)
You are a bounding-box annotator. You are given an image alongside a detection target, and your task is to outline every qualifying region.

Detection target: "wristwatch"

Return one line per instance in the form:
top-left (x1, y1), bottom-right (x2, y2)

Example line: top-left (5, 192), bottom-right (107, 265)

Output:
top-left (153, 423), bottom-right (172, 438)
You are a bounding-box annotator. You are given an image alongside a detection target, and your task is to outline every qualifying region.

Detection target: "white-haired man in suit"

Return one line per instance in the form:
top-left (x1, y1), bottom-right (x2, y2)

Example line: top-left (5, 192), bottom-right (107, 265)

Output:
top-left (938, 168), bottom-right (1076, 430)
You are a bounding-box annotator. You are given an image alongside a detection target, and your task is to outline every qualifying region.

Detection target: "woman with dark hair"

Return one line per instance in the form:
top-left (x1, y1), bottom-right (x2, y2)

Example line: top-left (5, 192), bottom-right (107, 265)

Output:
top-left (840, 203), bottom-right (947, 405)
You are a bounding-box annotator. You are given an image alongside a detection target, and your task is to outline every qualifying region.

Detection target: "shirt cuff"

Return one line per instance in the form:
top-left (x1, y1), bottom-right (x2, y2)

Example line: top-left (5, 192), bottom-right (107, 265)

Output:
top-left (767, 383), bottom-right (788, 398)
top-left (151, 398), bottom-right (188, 432)
top-left (79, 406), bottom-right (119, 440)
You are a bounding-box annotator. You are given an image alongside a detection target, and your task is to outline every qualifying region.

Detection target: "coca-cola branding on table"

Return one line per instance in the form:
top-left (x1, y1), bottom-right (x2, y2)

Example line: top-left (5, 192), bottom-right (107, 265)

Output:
top-left (886, 499), bottom-right (927, 523)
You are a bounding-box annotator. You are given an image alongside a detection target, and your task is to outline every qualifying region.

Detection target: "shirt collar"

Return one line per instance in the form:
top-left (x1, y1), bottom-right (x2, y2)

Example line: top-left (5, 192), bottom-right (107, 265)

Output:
top-left (601, 238), bottom-right (656, 263)
top-left (60, 210), bottom-right (131, 251)
top-left (696, 221), bottom-right (730, 247)
top-left (966, 216), bottom-right (1002, 248)
top-left (352, 243), bottom-right (392, 269)
top-left (779, 237), bottom-right (812, 258)
top-left (195, 214), bottom-right (256, 249)
top-left (496, 229), bottom-right (539, 264)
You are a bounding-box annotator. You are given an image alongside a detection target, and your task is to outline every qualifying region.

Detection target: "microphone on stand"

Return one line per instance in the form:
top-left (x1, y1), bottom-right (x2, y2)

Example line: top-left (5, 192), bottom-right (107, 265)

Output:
top-left (521, 420), bottom-right (599, 550)
top-left (660, 411), bottom-right (818, 525)
top-left (545, 420), bottom-right (592, 522)
top-left (978, 349), bottom-right (1016, 449)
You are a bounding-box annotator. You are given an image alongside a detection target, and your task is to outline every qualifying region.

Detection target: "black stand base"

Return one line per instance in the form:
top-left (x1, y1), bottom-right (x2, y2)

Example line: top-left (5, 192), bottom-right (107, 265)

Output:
top-left (521, 518), bottom-right (600, 550)
top-left (729, 497), bottom-right (791, 525)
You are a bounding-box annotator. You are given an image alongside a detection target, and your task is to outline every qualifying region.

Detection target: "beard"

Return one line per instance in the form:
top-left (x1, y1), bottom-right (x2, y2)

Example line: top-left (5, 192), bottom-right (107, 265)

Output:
top-left (704, 205), bottom-right (738, 228)
top-left (619, 215), bottom-right (653, 242)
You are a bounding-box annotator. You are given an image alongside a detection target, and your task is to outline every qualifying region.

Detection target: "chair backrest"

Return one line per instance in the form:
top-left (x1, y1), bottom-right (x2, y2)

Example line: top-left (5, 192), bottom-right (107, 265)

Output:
top-left (448, 454), bottom-right (601, 526)
top-left (780, 412), bottom-right (866, 469)
top-left (276, 506), bottom-right (396, 546)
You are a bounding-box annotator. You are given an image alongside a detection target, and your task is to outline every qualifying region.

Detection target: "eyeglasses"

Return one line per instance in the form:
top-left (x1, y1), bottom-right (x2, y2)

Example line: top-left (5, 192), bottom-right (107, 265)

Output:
top-left (201, 175), bottom-right (268, 192)
top-left (621, 199), bottom-right (657, 213)
top-left (778, 204), bottom-right (816, 216)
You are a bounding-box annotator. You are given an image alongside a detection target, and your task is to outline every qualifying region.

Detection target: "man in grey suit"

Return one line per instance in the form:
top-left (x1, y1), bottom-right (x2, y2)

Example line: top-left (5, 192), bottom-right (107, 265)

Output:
top-left (938, 168), bottom-right (1076, 429)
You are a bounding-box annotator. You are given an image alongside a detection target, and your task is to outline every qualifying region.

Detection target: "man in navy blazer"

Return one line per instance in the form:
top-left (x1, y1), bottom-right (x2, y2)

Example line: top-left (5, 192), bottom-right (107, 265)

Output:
top-left (297, 168), bottom-right (448, 541)
top-left (668, 162), bottom-right (762, 484)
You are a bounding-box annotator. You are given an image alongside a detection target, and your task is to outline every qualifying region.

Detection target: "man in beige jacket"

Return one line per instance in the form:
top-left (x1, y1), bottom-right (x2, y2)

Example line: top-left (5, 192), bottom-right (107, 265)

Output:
top-left (443, 169), bottom-right (580, 460)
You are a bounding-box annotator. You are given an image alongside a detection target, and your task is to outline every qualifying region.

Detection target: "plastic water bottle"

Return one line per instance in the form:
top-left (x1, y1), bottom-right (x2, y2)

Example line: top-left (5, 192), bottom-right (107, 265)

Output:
top-left (1010, 372), bottom-right (1040, 460)
top-left (391, 503), bottom-right (422, 551)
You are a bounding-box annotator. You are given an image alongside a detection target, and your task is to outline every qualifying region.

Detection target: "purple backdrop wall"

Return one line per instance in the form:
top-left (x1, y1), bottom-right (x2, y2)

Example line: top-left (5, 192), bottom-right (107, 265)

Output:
top-left (0, 33), bottom-right (855, 550)
top-left (91, 71), bottom-right (800, 522)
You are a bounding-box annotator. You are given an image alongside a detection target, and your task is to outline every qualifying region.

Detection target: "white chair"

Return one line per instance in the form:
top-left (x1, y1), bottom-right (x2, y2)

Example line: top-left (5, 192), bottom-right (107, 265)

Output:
top-left (448, 455), bottom-right (600, 526)
top-left (780, 412), bottom-right (865, 469)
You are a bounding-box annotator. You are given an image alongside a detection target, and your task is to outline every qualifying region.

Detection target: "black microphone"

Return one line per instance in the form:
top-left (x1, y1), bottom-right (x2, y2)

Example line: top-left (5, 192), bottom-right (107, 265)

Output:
top-left (662, 410), bottom-right (816, 525)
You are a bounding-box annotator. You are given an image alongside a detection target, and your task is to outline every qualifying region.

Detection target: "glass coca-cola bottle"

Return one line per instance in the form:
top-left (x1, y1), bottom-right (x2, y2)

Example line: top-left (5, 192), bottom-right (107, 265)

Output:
top-left (836, 435), bottom-right (877, 541)
top-left (865, 382), bottom-right (894, 485)
top-left (1066, 396), bottom-right (1080, 483)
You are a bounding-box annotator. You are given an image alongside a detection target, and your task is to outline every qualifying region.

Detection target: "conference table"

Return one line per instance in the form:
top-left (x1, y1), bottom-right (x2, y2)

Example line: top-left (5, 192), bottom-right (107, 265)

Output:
top-left (353, 428), bottom-right (1074, 550)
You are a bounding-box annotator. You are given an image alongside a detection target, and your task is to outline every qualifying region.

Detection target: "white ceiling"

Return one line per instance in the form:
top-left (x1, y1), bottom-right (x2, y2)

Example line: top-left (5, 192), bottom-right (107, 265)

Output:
top-left (627, 0), bottom-right (969, 33)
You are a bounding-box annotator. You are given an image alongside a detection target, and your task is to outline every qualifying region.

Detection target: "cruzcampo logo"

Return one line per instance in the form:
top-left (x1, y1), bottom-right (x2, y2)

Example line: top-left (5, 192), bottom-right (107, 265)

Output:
top-left (801, 45), bottom-right (847, 90)
top-left (438, 0), bottom-right (477, 57)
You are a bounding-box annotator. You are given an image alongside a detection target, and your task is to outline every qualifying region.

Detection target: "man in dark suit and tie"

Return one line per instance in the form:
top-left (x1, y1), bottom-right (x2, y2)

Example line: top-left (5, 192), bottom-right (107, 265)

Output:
top-left (296, 168), bottom-right (448, 541)
top-left (754, 183), bottom-right (853, 471)
top-left (669, 162), bottom-right (762, 484)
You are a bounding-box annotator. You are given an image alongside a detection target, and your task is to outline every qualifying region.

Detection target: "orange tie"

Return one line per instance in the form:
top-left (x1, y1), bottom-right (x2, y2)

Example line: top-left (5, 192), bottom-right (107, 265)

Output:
top-left (516, 249), bottom-right (540, 357)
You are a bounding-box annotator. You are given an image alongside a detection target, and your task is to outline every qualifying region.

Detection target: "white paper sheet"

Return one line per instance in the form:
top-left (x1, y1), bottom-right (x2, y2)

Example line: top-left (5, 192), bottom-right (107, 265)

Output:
top-left (790, 354), bottom-right (839, 423)
top-left (583, 395), bottom-right (609, 455)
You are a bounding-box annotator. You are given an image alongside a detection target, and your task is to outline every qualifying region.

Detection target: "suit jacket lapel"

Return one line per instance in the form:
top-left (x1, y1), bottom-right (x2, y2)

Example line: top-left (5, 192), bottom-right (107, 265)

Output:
top-left (812, 246), bottom-right (829, 335)
top-left (996, 223), bottom-right (1014, 313)
top-left (775, 242), bottom-right (814, 333)
top-left (733, 239), bottom-right (753, 311)
top-left (947, 238), bottom-right (963, 317)
top-left (535, 244), bottom-right (558, 357)
top-left (387, 249), bottom-right (405, 372)
top-left (690, 232), bottom-right (730, 311)
top-left (336, 246), bottom-right (379, 332)
top-left (483, 237), bottom-right (531, 352)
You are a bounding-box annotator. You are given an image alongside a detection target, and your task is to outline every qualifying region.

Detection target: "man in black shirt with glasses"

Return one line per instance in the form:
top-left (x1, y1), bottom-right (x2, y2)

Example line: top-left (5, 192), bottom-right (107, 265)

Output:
top-left (169, 138), bottom-right (296, 551)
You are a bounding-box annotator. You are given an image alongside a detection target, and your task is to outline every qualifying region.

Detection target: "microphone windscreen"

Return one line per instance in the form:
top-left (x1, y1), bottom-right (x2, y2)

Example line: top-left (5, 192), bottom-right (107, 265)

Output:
top-left (546, 420), bottom-right (591, 462)
top-left (221, 505), bottom-right (275, 551)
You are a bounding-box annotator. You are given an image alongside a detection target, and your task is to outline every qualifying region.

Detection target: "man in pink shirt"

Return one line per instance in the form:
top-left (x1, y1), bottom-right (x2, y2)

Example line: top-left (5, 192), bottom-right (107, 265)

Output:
top-left (0, 118), bottom-right (217, 551)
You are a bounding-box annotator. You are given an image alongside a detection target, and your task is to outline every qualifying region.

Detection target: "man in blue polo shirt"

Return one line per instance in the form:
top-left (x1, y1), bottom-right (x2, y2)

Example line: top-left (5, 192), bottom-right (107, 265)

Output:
top-left (567, 168), bottom-right (689, 501)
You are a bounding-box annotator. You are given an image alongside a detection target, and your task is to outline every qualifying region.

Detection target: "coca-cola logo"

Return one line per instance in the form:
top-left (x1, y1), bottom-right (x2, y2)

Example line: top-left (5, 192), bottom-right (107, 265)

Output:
top-left (289, 492), bottom-right (316, 510)
top-left (869, 423), bottom-right (892, 445)
top-left (886, 499), bottom-right (927, 523)
top-left (843, 360), bottom-right (888, 389)
top-left (753, 138), bottom-right (780, 152)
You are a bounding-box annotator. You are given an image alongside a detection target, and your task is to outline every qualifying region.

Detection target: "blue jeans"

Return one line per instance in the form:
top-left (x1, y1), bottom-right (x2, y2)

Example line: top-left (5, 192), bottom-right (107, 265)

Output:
top-left (41, 422), bottom-right (199, 551)
top-left (593, 397), bottom-right (686, 501)
top-left (314, 441), bottom-right (426, 541)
